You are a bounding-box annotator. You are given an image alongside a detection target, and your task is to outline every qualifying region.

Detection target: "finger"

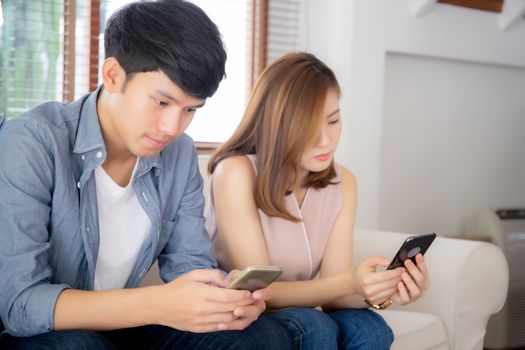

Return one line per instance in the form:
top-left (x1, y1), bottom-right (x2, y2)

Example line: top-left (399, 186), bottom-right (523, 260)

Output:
top-left (251, 287), bottom-right (271, 301)
top-left (363, 268), bottom-right (404, 285)
top-left (220, 315), bottom-right (259, 331)
top-left (403, 260), bottom-right (425, 286)
top-left (193, 323), bottom-right (227, 333)
top-left (206, 298), bottom-right (255, 313)
top-left (415, 254), bottom-right (428, 273)
top-left (363, 275), bottom-right (401, 296)
top-left (224, 269), bottom-right (240, 286)
top-left (368, 287), bottom-right (398, 304)
top-left (234, 300), bottom-right (266, 319)
top-left (396, 281), bottom-right (410, 304)
top-left (364, 256), bottom-right (392, 269)
top-left (205, 285), bottom-right (252, 303)
top-left (197, 310), bottom-right (239, 325)
top-left (401, 272), bottom-right (421, 299)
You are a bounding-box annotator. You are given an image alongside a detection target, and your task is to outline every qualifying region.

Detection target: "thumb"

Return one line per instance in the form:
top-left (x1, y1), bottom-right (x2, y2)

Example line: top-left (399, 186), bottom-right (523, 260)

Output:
top-left (188, 269), bottom-right (227, 286)
top-left (365, 256), bottom-right (391, 269)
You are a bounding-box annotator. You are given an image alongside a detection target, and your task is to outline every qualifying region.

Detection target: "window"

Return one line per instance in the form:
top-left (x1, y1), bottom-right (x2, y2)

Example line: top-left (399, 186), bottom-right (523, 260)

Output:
top-left (0, 0), bottom-right (65, 116)
top-left (0, 0), bottom-right (303, 143)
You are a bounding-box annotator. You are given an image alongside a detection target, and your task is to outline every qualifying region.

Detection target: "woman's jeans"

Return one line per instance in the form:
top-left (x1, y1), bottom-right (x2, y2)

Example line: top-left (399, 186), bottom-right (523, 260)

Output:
top-left (268, 307), bottom-right (394, 350)
top-left (0, 314), bottom-right (294, 350)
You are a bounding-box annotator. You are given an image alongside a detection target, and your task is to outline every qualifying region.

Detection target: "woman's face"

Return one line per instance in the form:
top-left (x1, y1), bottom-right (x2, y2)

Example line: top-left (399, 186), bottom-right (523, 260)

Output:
top-left (298, 88), bottom-right (341, 176)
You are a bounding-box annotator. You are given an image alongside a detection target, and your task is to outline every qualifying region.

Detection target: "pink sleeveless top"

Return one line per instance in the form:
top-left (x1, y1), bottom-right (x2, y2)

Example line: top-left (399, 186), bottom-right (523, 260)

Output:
top-left (205, 155), bottom-right (342, 281)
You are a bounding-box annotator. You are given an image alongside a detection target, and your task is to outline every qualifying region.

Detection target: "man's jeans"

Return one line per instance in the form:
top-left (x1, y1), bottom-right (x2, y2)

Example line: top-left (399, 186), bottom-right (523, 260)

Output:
top-left (0, 315), bottom-right (293, 350)
top-left (268, 307), bottom-right (394, 350)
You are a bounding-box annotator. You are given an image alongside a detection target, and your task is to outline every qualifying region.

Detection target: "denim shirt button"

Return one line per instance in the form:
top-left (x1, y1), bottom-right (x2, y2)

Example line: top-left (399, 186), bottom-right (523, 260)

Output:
top-left (76, 181), bottom-right (81, 189)
top-left (96, 151), bottom-right (103, 158)
top-left (81, 154), bottom-right (86, 160)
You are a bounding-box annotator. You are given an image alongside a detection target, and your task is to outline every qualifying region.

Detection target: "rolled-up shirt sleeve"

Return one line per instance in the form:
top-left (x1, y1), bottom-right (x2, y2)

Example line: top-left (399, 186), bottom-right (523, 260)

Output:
top-left (0, 119), bottom-right (70, 337)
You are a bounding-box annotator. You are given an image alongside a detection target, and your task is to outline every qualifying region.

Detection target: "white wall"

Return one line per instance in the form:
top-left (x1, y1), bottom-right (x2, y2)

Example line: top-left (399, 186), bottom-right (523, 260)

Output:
top-left (380, 53), bottom-right (525, 236)
top-left (304, 0), bottom-right (525, 235)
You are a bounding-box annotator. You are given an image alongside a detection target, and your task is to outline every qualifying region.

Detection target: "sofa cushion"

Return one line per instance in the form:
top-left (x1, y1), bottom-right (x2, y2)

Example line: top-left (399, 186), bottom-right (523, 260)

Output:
top-left (378, 310), bottom-right (449, 350)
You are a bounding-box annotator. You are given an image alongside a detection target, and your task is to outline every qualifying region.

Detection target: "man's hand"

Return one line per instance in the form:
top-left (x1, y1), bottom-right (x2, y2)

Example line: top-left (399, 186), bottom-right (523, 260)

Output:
top-left (147, 269), bottom-right (268, 332)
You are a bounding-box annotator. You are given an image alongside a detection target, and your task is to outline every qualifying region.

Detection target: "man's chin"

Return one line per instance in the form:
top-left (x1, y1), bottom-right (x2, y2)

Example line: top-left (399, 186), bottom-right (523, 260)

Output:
top-left (133, 147), bottom-right (163, 158)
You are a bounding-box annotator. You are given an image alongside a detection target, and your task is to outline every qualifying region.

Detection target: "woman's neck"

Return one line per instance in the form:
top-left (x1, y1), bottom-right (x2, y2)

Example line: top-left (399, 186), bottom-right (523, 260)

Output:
top-left (292, 169), bottom-right (309, 207)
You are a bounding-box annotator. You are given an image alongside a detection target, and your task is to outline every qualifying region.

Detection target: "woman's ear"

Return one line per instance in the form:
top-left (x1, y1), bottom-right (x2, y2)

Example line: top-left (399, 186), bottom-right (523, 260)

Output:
top-left (101, 57), bottom-right (126, 92)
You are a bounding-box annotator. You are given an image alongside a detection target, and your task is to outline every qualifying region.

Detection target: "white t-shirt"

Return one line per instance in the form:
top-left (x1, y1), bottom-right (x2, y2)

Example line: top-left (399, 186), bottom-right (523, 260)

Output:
top-left (93, 161), bottom-right (151, 290)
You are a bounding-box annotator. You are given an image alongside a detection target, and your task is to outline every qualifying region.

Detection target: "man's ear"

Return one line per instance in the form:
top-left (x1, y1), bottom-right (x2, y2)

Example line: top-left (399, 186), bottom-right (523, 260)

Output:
top-left (101, 57), bottom-right (126, 92)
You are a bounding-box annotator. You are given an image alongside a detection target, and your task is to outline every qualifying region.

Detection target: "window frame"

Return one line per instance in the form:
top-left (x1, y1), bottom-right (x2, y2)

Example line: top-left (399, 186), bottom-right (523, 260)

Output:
top-left (72, 0), bottom-right (270, 150)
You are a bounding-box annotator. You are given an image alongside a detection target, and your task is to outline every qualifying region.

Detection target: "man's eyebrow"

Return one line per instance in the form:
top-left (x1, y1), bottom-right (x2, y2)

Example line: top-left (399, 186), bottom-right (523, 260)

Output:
top-left (156, 89), bottom-right (206, 108)
top-left (326, 109), bottom-right (340, 118)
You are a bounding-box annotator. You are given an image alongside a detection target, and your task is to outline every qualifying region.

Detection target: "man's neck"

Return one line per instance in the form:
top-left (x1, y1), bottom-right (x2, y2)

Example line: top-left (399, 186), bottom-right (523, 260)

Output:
top-left (102, 156), bottom-right (137, 187)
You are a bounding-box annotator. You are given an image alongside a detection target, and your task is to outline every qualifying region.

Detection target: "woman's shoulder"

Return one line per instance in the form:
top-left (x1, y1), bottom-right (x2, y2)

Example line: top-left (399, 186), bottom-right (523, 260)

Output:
top-left (213, 154), bottom-right (256, 185)
top-left (334, 163), bottom-right (357, 191)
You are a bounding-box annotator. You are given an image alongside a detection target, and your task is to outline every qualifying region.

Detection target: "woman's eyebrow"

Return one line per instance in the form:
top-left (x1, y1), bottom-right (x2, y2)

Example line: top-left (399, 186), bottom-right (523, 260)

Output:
top-left (326, 109), bottom-right (340, 118)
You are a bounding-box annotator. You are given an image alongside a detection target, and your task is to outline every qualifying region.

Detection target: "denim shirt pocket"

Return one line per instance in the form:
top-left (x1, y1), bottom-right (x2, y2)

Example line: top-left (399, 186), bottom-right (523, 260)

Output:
top-left (161, 219), bottom-right (176, 235)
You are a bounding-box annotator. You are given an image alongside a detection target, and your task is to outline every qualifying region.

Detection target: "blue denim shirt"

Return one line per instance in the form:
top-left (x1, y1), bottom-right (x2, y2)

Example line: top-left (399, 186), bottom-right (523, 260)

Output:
top-left (0, 88), bottom-right (217, 337)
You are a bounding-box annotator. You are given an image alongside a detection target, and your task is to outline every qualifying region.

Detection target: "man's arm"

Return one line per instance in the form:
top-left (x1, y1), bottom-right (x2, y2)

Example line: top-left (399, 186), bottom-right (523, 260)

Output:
top-left (54, 269), bottom-right (265, 333)
top-left (0, 119), bottom-right (70, 336)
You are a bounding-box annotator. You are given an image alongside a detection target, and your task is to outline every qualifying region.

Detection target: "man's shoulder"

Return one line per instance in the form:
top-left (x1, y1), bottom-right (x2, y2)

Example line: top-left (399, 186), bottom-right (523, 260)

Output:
top-left (2, 100), bottom-right (81, 136)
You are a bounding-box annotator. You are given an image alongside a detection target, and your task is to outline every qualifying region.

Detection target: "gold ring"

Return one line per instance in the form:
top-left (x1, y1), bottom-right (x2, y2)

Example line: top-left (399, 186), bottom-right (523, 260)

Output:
top-left (364, 299), bottom-right (393, 310)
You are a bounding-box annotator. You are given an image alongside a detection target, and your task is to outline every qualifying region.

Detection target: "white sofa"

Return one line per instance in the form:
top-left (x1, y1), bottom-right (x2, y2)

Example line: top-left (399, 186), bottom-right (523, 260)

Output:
top-left (142, 155), bottom-right (509, 349)
top-left (142, 227), bottom-right (508, 349)
top-left (354, 229), bottom-right (508, 350)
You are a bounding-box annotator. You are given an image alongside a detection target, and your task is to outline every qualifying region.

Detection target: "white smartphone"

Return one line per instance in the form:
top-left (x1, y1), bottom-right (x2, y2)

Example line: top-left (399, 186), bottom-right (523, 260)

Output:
top-left (227, 265), bottom-right (283, 292)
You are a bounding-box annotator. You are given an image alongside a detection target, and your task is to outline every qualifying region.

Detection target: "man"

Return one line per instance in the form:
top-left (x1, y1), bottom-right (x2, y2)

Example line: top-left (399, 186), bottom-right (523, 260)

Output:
top-left (0, 1), bottom-right (293, 349)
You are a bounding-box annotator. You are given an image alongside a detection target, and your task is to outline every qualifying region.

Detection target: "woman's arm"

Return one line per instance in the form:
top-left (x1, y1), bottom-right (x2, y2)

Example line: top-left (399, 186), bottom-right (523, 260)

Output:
top-left (320, 167), bottom-right (418, 310)
top-left (212, 158), bottom-right (403, 309)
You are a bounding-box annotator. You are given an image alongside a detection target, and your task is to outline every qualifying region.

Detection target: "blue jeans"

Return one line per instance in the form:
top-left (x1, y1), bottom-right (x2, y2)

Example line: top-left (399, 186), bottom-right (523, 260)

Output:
top-left (268, 307), bottom-right (394, 350)
top-left (0, 315), bottom-right (294, 350)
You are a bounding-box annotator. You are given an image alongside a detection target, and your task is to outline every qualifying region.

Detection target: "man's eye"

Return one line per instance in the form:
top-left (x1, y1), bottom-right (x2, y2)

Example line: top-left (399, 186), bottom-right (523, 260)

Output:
top-left (185, 107), bottom-right (197, 113)
top-left (154, 98), bottom-right (168, 107)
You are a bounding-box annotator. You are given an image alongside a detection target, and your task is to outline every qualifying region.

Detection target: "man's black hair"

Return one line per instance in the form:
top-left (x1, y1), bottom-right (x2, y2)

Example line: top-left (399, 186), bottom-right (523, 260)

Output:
top-left (104, 0), bottom-right (226, 99)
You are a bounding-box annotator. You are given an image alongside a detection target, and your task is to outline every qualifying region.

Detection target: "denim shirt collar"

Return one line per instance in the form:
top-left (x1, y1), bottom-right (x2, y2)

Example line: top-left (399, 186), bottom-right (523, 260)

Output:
top-left (73, 85), bottom-right (163, 176)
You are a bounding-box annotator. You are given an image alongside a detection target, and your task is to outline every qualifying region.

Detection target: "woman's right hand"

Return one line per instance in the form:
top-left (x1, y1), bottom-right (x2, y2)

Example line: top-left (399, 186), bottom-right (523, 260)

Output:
top-left (352, 256), bottom-right (405, 305)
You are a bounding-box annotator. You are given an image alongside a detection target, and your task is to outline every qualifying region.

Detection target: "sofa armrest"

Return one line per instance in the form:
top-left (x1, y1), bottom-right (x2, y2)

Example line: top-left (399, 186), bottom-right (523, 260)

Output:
top-left (353, 228), bottom-right (508, 350)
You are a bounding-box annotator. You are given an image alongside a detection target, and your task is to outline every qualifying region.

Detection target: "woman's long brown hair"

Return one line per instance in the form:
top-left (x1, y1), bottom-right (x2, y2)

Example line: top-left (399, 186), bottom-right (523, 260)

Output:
top-left (208, 52), bottom-right (341, 221)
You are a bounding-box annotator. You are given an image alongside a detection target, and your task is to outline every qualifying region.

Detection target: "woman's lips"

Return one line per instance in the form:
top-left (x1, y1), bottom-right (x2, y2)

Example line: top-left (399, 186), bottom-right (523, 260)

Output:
top-left (314, 153), bottom-right (331, 161)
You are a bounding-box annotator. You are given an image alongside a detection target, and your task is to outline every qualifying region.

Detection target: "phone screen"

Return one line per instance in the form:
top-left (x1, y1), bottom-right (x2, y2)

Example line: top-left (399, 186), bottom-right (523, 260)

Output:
top-left (387, 233), bottom-right (436, 270)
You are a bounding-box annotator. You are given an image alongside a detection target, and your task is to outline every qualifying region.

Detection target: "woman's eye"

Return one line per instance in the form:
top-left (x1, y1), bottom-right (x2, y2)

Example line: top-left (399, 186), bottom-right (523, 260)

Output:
top-left (328, 119), bottom-right (340, 125)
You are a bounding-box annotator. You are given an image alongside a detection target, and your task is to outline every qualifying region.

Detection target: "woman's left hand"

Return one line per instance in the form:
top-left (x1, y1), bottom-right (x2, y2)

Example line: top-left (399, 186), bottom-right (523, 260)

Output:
top-left (391, 254), bottom-right (430, 305)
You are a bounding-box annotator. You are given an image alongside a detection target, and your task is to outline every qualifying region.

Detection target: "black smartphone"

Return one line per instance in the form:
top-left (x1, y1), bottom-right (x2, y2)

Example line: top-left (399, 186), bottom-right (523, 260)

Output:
top-left (386, 233), bottom-right (436, 270)
top-left (227, 265), bottom-right (283, 292)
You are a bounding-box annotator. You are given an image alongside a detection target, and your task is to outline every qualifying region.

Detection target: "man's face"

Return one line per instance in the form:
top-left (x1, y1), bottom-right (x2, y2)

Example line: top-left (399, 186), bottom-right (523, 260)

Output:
top-left (107, 70), bottom-right (205, 158)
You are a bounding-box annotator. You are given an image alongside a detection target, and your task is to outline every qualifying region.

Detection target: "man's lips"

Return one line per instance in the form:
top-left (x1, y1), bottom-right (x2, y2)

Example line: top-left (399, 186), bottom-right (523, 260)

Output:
top-left (146, 135), bottom-right (169, 148)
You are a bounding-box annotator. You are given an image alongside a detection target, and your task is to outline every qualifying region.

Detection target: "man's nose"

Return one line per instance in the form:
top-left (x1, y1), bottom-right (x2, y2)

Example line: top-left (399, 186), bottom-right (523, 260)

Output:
top-left (158, 111), bottom-right (181, 136)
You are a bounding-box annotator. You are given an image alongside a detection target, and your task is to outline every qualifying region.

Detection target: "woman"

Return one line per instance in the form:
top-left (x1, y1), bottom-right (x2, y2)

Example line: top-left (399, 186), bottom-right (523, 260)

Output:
top-left (205, 52), bottom-right (430, 349)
